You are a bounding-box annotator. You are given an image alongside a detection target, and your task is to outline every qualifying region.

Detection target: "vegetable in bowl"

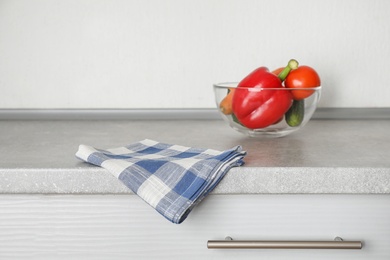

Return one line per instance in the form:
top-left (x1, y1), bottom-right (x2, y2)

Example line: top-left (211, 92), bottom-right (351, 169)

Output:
top-left (215, 59), bottom-right (321, 137)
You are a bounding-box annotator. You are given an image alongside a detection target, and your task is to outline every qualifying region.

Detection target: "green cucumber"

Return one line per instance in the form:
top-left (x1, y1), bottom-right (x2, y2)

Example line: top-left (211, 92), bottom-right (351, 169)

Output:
top-left (232, 113), bottom-right (244, 126)
top-left (285, 99), bottom-right (304, 127)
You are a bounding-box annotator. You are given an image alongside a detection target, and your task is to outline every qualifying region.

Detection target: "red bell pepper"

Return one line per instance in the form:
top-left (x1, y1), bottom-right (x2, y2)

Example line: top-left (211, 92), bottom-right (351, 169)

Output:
top-left (232, 60), bottom-right (297, 129)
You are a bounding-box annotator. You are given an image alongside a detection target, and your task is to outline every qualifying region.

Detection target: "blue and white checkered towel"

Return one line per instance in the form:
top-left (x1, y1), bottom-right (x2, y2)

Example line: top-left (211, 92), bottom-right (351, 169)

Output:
top-left (76, 139), bottom-right (246, 224)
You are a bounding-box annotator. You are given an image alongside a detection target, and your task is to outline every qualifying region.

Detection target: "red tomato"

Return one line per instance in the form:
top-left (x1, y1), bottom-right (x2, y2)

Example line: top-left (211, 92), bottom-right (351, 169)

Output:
top-left (285, 66), bottom-right (321, 100)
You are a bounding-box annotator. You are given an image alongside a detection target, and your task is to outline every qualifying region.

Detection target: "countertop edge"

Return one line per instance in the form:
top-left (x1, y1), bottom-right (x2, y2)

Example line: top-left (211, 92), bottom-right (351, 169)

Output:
top-left (1, 167), bottom-right (389, 195)
top-left (1, 108), bottom-right (390, 120)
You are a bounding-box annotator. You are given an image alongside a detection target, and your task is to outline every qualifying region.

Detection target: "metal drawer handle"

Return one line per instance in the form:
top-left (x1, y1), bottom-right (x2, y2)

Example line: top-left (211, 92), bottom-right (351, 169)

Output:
top-left (207, 236), bottom-right (362, 250)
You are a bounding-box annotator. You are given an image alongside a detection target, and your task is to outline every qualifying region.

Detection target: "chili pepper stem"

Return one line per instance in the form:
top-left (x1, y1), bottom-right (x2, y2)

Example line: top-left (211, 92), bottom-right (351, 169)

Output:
top-left (278, 59), bottom-right (299, 81)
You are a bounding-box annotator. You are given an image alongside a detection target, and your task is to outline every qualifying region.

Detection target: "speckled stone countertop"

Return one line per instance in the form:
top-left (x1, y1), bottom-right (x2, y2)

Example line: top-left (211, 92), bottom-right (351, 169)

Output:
top-left (1, 115), bottom-right (389, 194)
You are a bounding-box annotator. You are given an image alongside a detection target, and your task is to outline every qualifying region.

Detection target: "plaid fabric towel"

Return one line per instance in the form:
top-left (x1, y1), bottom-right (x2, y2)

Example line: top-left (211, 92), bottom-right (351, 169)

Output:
top-left (76, 139), bottom-right (246, 224)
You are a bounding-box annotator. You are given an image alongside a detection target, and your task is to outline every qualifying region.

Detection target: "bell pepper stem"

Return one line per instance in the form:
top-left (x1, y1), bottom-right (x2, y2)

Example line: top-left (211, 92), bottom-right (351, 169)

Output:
top-left (278, 59), bottom-right (299, 81)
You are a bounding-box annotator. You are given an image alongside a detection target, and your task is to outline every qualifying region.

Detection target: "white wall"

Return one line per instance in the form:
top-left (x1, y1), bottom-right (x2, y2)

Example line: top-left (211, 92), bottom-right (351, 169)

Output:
top-left (0, 0), bottom-right (389, 109)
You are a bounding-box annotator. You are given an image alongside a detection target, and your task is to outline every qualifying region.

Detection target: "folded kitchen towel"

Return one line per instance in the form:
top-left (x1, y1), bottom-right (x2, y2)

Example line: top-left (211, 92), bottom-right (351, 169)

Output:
top-left (76, 139), bottom-right (246, 224)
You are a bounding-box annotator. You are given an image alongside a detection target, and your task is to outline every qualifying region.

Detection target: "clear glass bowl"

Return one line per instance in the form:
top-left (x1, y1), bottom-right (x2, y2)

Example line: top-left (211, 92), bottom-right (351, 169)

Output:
top-left (213, 82), bottom-right (322, 138)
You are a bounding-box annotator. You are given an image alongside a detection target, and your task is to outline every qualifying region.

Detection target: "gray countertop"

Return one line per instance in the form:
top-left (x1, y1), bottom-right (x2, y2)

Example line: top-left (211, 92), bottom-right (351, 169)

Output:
top-left (1, 117), bottom-right (390, 194)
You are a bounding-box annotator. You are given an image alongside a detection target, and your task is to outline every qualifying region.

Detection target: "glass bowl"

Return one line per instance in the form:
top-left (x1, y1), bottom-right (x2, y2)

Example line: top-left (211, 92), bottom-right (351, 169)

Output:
top-left (213, 82), bottom-right (321, 138)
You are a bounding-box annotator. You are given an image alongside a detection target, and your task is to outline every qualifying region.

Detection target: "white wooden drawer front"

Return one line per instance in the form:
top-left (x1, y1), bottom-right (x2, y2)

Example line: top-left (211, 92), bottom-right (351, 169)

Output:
top-left (0, 194), bottom-right (389, 259)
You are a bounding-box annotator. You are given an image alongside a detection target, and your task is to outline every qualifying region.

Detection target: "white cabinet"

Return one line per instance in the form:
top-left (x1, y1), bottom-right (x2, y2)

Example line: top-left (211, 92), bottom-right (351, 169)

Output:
top-left (0, 194), bottom-right (389, 259)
